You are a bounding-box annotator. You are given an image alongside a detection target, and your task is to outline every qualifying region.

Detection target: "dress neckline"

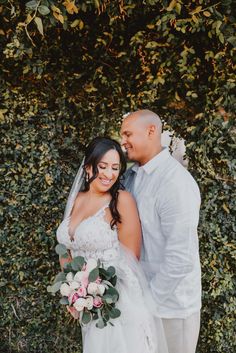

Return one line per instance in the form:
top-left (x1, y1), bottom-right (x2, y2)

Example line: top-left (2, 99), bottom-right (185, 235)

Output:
top-left (68, 202), bottom-right (109, 241)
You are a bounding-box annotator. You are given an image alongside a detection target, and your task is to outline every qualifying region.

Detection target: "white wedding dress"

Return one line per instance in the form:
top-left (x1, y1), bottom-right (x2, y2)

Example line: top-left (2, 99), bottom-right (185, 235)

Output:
top-left (57, 204), bottom-right (168, 353)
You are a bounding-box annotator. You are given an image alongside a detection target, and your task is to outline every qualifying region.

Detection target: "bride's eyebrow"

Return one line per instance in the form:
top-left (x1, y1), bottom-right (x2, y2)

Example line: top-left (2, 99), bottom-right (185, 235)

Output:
top-left (99, 161), bottom-right (120, 166)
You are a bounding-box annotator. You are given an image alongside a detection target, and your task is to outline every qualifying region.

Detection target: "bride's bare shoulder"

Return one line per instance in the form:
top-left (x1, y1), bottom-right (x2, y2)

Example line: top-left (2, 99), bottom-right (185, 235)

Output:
top-left (117, 190), bottom-right (136, 207)
top-left (74, 191), bottom-right (86, 206)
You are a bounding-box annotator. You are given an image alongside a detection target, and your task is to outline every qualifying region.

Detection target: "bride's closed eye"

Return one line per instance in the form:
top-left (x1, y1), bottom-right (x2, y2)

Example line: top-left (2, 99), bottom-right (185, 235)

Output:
top-left (98, 164), bottom-right (120, 171)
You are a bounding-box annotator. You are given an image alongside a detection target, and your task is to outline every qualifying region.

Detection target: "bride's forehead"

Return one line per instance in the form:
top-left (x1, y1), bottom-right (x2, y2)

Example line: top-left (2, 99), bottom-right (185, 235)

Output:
top-left (99, 149), bottom-right (120, 163)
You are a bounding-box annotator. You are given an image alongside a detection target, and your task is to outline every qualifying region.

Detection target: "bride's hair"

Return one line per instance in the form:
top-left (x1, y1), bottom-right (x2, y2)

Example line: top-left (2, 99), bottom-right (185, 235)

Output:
top-left (82, 137), bottom-right (127, 229)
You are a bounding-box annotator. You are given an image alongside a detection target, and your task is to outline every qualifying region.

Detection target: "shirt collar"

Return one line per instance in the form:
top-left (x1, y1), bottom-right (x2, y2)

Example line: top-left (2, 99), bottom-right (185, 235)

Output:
top-left (131, 147), bottom-right (170, 175)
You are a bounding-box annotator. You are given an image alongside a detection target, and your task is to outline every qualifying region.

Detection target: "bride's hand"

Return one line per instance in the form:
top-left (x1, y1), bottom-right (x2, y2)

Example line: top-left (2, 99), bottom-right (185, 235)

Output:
top-left (67, 305), bottom-right (80, 319)
top-left (60, 251), bottom-right (72, 271)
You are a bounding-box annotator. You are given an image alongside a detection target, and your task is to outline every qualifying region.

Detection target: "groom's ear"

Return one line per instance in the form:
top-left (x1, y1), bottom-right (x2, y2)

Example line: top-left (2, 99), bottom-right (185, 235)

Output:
top-left (148, 125), bottom-right (156, 138)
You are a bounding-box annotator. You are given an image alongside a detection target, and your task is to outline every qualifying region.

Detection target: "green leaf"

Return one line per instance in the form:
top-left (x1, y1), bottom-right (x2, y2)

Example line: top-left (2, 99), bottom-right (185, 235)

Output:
top-left (38, 5), bottom-right (50, 16)
top-left (47, 281), bottom-right (62, 293)
top-left (71, 256), bottom-right (85, 271)
top-left (167, 0), bottom-right (176, 11)
top-left (63, 262), bottom-right (72, 271)
top-left (109, 307), bottom-right (121, 319)
top-left (55, 244), bottom-right (68, 256)
top-left (53, 272), bottom-right (66, 284)
top-left (34, 17), bottom-right (44, 36)
top-left (219, 33), bottom-right (224, 44)
top-left (96, 319), bottom-right (106, 329)
top-left (107, 266), bottom-right (116, 277)
top-left (102, 295), bottom-right (113, 304)
top-left (82, 311), bottom-right (92, 324)
top-left (105, 287), bottom-right (119, 298)
top-left (60, 297), bottom-right (69, 305)
top-left (26, 0), bottom-right (38, 10)
top-left (227, 36), bottom-right (236, 47)
top-left (88, 268), bottom-right (99, 282)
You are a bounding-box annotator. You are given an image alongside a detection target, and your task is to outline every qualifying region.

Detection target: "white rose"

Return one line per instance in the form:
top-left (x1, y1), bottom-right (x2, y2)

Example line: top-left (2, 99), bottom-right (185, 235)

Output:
top-left (74, 271), bottom-right (84, 282)
top-left (86, 258), bottom-right (98, 273)
top-left (66, 272), bottom-right (74, 282)
top-left (70, 281), bottom-right (80, 290)
top-left (60, 283), bottom-right (72, 297)
top-left (97, 284), bottom-right (105, 296)
top-left (74, 298), bottom-right (86, 312)
top-left (85, 296), bottom-right (94, 310)
top-left (87, 282), bottom-right (99, 296)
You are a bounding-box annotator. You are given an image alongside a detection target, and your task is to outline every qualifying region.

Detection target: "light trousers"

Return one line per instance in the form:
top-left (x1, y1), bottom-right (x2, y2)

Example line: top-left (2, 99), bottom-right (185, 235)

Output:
top-left (162, 311), bottom-right (200, 353)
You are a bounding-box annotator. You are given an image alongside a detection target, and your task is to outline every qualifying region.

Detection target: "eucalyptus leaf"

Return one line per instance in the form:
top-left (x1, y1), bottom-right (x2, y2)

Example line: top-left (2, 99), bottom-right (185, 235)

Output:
top-left (47, 281), bottom-right (62, 293)
top-left (88, 268), bottom-right (99, 282)
top-left (60, 297), bottom-right (69, 305)
top-left (53, 272), bottom-right (66, 284)
top-left (109, 307), bottom-right (121, 319)
top-left (96, 319), bottom-right (106, 329)
top-left (82, 311), bottom-right (92, 324)
top-left (71, 256), bottom-right (85, 271)
top-left (55, 244), bottom-right (68, 256)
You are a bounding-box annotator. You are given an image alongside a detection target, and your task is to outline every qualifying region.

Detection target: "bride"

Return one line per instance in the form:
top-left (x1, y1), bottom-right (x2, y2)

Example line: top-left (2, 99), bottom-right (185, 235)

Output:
top-left (56, 137), bottom-right (168, 353)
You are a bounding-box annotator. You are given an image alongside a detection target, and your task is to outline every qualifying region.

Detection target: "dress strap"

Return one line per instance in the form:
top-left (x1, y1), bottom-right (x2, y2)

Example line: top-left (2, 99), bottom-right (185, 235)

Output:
top-left (96, 202), bottom-right (109, 216)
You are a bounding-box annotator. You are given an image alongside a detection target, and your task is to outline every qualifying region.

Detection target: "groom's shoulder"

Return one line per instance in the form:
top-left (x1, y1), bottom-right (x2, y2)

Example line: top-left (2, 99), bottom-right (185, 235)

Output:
top-left (124, 164), bottom-right (136, 176)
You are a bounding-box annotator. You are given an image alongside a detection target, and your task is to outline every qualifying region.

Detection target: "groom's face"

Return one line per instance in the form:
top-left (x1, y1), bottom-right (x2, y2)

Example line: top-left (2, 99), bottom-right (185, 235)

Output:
top-left (120, 116), bottom-right (149, 164)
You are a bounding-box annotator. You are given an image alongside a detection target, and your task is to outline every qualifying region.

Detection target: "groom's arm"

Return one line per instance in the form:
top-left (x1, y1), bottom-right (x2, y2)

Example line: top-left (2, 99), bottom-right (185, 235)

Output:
top-left (150, 178), bottom-right (200, 307)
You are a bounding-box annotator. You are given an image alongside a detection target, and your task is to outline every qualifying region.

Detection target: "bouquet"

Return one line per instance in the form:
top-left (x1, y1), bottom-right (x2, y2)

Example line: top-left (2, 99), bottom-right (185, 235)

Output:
top-left (47, 244), bottom-right (121, 329)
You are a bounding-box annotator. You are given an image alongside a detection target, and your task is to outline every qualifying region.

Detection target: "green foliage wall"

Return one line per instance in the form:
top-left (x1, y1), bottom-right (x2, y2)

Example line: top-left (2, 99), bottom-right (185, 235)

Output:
top-left (0, 1), bottom-right (235, 352)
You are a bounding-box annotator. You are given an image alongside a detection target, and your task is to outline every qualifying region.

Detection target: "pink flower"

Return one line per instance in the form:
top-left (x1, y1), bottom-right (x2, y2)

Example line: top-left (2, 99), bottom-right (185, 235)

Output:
top-left (77, 286), bottom-right (87, 297)
top-left (93, 296), bottom-right (103, 308)
top-left (69, 291), bottom-right (80, 304)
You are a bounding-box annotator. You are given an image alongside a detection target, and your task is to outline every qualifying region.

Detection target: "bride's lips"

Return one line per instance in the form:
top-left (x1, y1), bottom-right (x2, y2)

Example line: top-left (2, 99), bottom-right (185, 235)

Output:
top-left (99, 178), bottom-right (112, 186)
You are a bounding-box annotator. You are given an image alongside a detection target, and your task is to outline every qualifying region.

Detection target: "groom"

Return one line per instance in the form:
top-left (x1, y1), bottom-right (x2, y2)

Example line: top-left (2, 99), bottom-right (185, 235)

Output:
top-left (121, 110), bottom-right (201, 353)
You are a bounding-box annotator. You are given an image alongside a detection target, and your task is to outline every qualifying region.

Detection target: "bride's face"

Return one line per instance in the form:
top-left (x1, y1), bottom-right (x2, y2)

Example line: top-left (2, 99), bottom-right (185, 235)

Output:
top-left (87, 149), bottom-right (121, 192)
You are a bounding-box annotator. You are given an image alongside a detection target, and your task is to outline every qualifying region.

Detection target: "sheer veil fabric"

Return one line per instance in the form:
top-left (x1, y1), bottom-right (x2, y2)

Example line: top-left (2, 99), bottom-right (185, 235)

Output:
top-left (58, 159), bottom-right (168, 353)
top-left (63, 157), bottom-right (85, 220)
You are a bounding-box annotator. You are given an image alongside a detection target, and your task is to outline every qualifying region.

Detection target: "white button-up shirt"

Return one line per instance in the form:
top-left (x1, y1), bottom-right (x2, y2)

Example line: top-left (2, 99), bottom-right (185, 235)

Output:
top-left (124, 148), bottom-right (201, 318)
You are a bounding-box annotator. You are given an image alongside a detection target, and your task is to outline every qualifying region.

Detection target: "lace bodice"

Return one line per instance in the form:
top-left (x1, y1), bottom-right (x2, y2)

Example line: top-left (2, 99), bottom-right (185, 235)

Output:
top-left (56, 205), bottom-right (120, 262)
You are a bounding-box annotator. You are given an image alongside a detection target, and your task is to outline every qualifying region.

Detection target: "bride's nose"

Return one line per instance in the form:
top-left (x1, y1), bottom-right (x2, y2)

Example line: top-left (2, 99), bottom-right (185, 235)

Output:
top-left (103, 167), bottom-right (114, 179)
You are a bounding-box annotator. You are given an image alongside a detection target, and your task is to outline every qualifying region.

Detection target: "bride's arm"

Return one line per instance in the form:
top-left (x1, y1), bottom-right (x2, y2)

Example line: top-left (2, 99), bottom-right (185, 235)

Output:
top-left (117, 190), bottom-right (142, 259)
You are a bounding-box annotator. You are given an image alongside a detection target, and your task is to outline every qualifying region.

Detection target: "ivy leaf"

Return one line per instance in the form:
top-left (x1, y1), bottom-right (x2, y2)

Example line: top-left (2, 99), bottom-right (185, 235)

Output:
top-left (167, 0), bottom-right (176, 11)
top-left (26, 0), bottom-right (38, 10)
top-left (38, 5), bottom-right (50, 16)
top-left (34, 16), bottom-right (44, 36)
